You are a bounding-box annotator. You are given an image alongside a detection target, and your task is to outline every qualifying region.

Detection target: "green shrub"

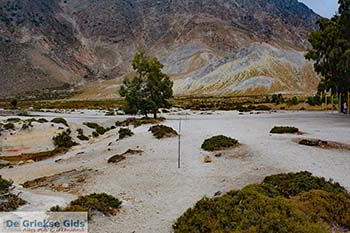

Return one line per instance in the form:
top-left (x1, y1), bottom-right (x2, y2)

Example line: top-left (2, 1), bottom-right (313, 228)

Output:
top-left (52, 129), bottom-right (78, 148)
top-left (308, 95), bottom-right (321, 106)
top-left (148, 125), bottom-right (178, 139)
top-left (299, 139), bottom-right (327, 147)
top-left (51, 193), bottom-right (122, 217)
top-left (51, 118), bottom-right (69, 127)
top-left (288, 96), bottom-right (300, 105)
top-left (262, 171), bottom-right (346, 197)
top-left (37, 118), bottom-right (48, 123)
top-left (0, 176), bottom-right (13, 192)
top-left (270, 126), bottom-right (299, 134)
top-left (173, 172), bottom-right (349, 233)
top-left (271, 94), bottom-right (285, 104)
top-left (77, 128), bottom-right (89, 141)
top-left (4, 123), bottom-right (15, 130)
top-left (6, 118), bottom-right (21, 122)
top-left (118, 128), bottom-right (134, 140)
top-left (0, 176), bottom-right (26, 211)
top-left (116, 117), bottom-right (165, 128)
top-left (83, 122), bottom-right (107, 135)
top-left (201, 135), bottom-right (238, 151)
top-left (92, 131), bottom-right (99, 138)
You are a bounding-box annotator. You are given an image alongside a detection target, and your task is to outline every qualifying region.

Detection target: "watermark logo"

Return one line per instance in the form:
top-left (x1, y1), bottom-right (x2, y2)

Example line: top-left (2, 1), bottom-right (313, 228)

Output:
top-left (0, 212), bottom-right (88, 233)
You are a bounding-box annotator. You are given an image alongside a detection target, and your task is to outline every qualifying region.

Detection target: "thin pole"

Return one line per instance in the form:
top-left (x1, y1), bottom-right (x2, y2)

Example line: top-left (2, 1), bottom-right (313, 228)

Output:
top-left (348, 91), bottom-right (349, 115)
top-left (325, 91), bottom-right (327, 111)
top-left (178, 119), bottom-right (182, 168)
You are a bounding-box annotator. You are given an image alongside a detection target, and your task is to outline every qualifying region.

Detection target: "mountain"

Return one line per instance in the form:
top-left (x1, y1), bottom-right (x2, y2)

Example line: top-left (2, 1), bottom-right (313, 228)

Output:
top-left (0, 0), bottom-right (321, 99)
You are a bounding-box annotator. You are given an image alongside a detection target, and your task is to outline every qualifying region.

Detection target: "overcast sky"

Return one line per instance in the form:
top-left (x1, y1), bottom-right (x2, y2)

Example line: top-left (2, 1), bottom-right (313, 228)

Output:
top-left (299, 0), bottom-right (339, 18)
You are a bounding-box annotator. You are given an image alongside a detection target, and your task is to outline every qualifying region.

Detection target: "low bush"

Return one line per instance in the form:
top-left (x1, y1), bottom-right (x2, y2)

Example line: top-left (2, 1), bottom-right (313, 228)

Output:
top-left (0, 176), bottom-right (26, 211)
top-left (37, 118), bottom-right (48, 123)
top-left (77, 128), bottom-right (89, 141)
top-left (107, 154), bottom-right (126, 164)
top-left (118, 128), bottom-right (134, 140)
top-left (51, 118), bottom-right (69, 127)
top-left (288, 96), bottom-right (300, 105)
top-left (6, 118), bottom-right (21, 122)
top-left (83, 122), bottom-right (107, 136)
top-left (52, 129), bottom-right (78, 148)
top-left (299, 139), bottom-right (328, 147)
top-left (262, 171), bottom-right (346, 197)
top-left (173, 172), bottom-right (349, 233)
top-left (149, 125), bottom-right (178, 139)
top-left (270, 126), bottom-right (299, 134)
top-left (0, 176), bottom-right (13, 192)
top-left (51, 193), bottom-right (122, 217)
top-left (4, 123), bottom-right (15, 130)
top-left (116, 117), bottom-right (165, 128)
top-left (201, 135), bottom-right (238, 151)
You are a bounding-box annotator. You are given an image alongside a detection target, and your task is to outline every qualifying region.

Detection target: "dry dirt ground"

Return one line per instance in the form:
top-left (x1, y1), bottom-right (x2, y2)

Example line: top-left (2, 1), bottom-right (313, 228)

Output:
top-left (1, 110), bottom-right (350, 233)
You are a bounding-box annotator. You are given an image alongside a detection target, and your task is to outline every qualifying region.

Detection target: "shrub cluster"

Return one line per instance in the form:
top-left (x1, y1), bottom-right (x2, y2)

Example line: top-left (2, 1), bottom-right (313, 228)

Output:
top-left (118, 128), bottom-right (134, 140)
top-left (270, 126), bottom-right (299, 134)
top-left (201, 135), bottom-right (239, 151)
top-left (51, 193), bottom-right (122, 217)
top-left (173, 172), bottom-right (349, 233)
top-left (52, 129), bottom-right (78, 148)
top-left (148, 125), bottom-right (178, 139)
top-left (51, 118), bottom-right (69, 127)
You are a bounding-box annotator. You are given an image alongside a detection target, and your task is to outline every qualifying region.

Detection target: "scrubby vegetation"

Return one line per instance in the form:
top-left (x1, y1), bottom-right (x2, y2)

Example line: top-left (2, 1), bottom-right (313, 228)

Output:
top-left (173, 172), bottom-right (350, 233)
top-left (4, 122), bottom-right (15, 130)
top-left (299, 139), bottom-right (328, 147)
top-left (51, 117), bottom-right (69, 127)
top-left (83, 122), bottom-right (108, 136)
top-left (108, 149), bottom-right (143, 164)
top-left (6, 118), bottom-right (21, 122)
top-left (270, 126), bottom-right (299, 134)
top-left (52, 129), bottom-right (78, 148)
top-left (149, 125), bottom-right (178, 139)
top-left (201, 135), bottom-right (239, 151)
top-left (51, 193), bottom-right (122, 217)
top-left (118, 128), bottom-right (134, 140)
top-left (77, 128), bottom-right (89, 141)
top-left (115, 117), bottom-right (165, 128)
top-left (0, 176), bottom-right (26, 211)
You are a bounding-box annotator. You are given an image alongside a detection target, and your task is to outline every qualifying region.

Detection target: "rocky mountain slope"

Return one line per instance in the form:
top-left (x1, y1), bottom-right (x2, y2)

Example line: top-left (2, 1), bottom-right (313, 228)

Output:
top-left (0, 0), bottom-right (321, 98)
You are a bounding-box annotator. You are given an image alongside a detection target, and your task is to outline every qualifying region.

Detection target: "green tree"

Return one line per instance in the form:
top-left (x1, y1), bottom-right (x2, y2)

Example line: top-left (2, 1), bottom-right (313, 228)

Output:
top-left (305, 0), bottom-right (350, 95)
top-left (120, 52), bottom-right (173, 118)
top-left (10, 99), bottom-right (18, 109)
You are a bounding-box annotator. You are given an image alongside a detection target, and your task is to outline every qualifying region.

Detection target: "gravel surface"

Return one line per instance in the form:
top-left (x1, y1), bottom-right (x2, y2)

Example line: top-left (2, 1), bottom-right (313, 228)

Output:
top-left (1, 110), bottom-right (350, 233)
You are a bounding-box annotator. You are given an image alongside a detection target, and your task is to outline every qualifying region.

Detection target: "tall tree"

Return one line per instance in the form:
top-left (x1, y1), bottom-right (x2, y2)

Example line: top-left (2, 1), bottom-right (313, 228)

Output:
top-left (119, 52), bottom-right (173, 118)
top-left (305, 0), bottom-right (350, 95)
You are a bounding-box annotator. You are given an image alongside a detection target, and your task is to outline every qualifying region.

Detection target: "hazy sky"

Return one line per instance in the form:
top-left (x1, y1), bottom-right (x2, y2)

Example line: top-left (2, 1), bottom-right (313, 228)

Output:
top-left (299, 0), bottom-right (339, 18)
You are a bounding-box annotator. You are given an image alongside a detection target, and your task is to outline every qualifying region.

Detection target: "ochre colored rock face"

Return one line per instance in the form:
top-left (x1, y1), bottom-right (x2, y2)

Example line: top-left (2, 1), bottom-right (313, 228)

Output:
top-left (0, 0), bottom-right (320, 98)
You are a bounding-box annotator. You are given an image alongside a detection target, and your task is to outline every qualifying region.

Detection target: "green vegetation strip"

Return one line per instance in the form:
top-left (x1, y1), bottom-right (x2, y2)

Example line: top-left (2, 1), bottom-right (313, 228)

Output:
top-left (173, 171), bottom-right (349, 233)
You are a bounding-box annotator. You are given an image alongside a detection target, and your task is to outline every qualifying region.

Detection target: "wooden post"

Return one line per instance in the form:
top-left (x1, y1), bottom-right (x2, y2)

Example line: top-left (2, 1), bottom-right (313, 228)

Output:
top-left (178, 119), bottom-right (182, 168)
top-left (347, 92), bottom-right (350, 114)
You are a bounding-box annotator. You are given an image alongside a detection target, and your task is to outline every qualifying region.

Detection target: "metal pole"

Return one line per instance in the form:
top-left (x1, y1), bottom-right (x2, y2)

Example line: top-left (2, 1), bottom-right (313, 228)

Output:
top-left (178, 119), bottom-right (182, 168)
top-left (325, 91), bottom-right (327, 111)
